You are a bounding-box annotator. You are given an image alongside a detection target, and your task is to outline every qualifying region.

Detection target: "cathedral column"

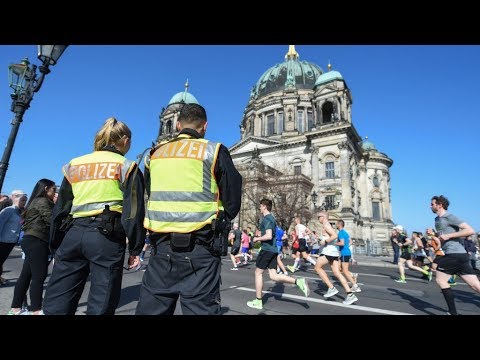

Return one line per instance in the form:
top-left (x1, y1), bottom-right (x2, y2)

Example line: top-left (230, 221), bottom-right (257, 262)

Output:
top-left (302, 106), bottom-right (306, 131)
top-left (382, 169), bottom-right (391, 220)
top-left (274, 108), bottom-right (277, 134)
top-left (261, 113), bottom-right (265, 136)
top-left (338, 141), bottom-right (352, 209)
top-left (311, 146), bottom-right (319, 188)
top-left (360, 164), bottom-right (369, 217)
top-left (254, 114), bottom-right (261, 136)
top-left (318, 100), bottom-right (324, 124)
top-left (173, 112), bottom-right (179, 132)
top-left (341, 92), bottom-right (348, 121)
top-left (335, 98), bottom-right (341, 120)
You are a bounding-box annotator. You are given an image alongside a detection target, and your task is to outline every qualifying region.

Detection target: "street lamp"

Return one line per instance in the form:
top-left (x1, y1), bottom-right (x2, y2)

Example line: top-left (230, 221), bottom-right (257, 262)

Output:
top-left (0, 45), bottom-right (68, 192)
top-left (311, 190), bottom-right (318, 210)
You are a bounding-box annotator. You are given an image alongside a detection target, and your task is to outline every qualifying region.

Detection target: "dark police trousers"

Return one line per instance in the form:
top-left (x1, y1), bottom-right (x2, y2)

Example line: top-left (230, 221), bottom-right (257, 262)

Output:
top-left (43, 217), bottom-right (126, 315)
top-left (135, 239), bottom-right (221, 315)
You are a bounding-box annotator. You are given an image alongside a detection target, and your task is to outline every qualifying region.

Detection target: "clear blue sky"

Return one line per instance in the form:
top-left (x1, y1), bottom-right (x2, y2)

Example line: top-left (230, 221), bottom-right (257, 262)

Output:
top-left (1, 45), bottom-right (479, 233)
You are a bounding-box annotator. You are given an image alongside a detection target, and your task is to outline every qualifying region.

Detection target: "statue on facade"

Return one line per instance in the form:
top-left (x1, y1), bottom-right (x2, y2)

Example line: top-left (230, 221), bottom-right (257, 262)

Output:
top-left (252, 146), bottom-right (261, 159)
top-left (250, 86), bottom-right (257, 99)
top-left (285, 71), bottom-right (295, 89)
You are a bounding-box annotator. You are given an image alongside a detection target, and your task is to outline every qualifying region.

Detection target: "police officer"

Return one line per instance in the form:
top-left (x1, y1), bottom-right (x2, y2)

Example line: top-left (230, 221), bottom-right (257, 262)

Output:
top-left (136, 103), bottom-right (242, 315)
top-left (43, 117), bottom-right (146, 315)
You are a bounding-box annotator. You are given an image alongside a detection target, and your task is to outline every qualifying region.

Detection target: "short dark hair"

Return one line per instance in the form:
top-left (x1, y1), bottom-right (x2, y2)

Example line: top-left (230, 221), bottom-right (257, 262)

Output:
top-left (337, 219), bottom-right (345, 227)
top-left (260, 198), bottom-right (272, 211)
top-left (178, 103), bottom-right (207, 125)
top-left (432, 195), bottom-right (449, 210)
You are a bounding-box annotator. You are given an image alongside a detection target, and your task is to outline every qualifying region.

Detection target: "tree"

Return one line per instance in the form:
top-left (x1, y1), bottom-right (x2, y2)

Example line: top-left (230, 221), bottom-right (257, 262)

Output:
top-left (236, 158), bottom-right (313, 232)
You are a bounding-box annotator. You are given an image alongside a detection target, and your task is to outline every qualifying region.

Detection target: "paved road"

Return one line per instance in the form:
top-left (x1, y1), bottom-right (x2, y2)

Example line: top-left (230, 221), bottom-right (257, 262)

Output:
top-left (1, 246), bottom-right (479, 315)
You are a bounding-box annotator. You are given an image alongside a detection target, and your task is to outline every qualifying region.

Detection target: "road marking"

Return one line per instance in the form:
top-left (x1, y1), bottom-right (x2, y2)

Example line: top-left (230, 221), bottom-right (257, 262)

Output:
top-left (299, 269), bottom-right (418, 280)
top-left (297, 269), bottom-right (463, 286)
top-left (222, 260), bottom-right (469, 286)
top-left (234, 286), bottom-right (414, 315)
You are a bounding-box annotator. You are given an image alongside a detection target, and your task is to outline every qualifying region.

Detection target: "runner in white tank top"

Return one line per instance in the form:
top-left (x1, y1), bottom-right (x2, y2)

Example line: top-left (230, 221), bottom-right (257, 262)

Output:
top-left (313, 211), bottom-right (358, 305)
top-left (320, 233), bottom-right (339, 257)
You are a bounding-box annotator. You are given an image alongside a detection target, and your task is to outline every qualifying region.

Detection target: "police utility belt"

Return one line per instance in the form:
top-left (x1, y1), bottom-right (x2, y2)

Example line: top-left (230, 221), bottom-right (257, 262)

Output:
top-left (151, 213), bottom-right (231, 256)
top-left (154, 230), bottom-right (211, 253)
top-left (73, 205), bottom-right (121, 237)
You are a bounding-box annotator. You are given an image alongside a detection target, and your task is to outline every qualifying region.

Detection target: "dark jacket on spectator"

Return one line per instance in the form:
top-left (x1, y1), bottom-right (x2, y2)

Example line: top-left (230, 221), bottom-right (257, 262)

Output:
top-left (22, 197), bottom-right (54, 242)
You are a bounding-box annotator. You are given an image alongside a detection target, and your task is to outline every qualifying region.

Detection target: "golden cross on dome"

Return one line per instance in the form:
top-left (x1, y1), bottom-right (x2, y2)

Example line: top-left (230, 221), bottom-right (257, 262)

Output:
top-left (285, 45), bottom-right (299, 61)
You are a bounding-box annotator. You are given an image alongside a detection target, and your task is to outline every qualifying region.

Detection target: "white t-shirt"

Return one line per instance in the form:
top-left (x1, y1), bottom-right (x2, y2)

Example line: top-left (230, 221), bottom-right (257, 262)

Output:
top-left (296, 224), bottom-right (307, 239)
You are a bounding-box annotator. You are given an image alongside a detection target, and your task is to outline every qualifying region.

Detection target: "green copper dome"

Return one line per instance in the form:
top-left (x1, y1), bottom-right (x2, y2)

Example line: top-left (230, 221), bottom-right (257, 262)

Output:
top-left (315, 70), bottom-right (344, 87)
top-left (250, 46), bottom-right (323, 99)
top-left (168, 91), bottom-right (199, 105)
top-left (361, 137), bottom-right (376, 151)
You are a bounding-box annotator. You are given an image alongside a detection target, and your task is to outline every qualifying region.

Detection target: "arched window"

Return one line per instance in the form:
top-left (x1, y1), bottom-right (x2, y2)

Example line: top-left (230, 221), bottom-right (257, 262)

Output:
top-left (266, 113), bottom-right (275, 136)
top-left (370, 190), bottom-right (382, 220)
top-left (297, 110), bottom-right (304, 133)
top-left (277, 112), bottom-right (284, 133)
top-left (372, 202), bottom-right (381, 220)
top-left (325, 161), bottom-right (335, 178)
top-left (290, 158), bottom-right (304, 176)
top-left (322, 102), bottom-right (334, 124)
top-left (325, 195), bottom-right (336, 210)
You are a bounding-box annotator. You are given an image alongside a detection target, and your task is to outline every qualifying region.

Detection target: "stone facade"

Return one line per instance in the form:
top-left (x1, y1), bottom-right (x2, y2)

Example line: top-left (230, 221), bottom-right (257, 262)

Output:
top-left (229, 46), bottom-right (394, 248)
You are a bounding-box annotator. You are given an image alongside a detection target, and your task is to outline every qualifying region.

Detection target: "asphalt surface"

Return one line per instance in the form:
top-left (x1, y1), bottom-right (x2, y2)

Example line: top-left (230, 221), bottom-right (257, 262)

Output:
top-left (1, 246), bottom-right (479, 315)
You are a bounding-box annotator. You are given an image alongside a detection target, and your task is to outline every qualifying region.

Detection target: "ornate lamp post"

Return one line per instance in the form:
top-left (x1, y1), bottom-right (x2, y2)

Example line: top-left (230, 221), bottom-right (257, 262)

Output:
top-left (311, 190), bottom-right (318, 210)
top-left (0, 45), bottom-right (68, 192)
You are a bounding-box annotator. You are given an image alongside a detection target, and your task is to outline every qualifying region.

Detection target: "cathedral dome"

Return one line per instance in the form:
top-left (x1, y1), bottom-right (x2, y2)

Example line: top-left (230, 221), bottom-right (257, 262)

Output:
top-left (315, 70), bottom-right (344, 87)
top-left (167, 80), bottom-right (199, 105)
top-left (168, 91), bottom-right (199, 105)
top-left (361, 137), bottom-right (376, 151)
top-left (250, 46), bottom-right (323, 99)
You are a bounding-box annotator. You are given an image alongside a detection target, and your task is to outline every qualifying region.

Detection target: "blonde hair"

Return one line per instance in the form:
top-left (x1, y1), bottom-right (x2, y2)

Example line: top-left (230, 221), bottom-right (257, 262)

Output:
top-left (94, 117), bottom-right (132, 151)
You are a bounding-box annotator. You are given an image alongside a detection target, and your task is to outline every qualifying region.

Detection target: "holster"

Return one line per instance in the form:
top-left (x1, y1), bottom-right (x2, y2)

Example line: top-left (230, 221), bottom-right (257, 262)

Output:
top-left (97, 205), bottom-right (121, 237)
top-left (170, 233), bottom-right (192, 251)
top-left (59, 214), bottom-right (74, 233)
top-left (211, 234), bottom-right (229, 257)
top-left (212, 213), bottom-right (231, 257)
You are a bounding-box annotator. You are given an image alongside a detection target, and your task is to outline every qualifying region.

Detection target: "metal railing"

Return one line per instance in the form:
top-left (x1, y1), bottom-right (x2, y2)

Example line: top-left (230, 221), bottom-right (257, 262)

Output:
top-left (352, 240), bottom-right (390, 257)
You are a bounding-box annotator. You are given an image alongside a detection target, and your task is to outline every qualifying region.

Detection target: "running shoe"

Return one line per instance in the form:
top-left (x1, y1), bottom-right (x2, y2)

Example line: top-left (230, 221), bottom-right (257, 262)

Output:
top-left (246, 298), bottom-right (263, 310)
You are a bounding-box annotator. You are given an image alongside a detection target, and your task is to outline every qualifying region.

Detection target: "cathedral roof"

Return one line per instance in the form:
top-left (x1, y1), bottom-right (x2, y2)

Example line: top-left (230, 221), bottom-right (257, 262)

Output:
top-left (361, 137), bottom-right (376, 151)
top-left (168, 91), bottom-right (199, 105)
top-left (250, 45), bottom-right (323, 99)
top-left (314, 70), bottom-right (344, 86)
top-left (167, 80), bottom-right (199, 105)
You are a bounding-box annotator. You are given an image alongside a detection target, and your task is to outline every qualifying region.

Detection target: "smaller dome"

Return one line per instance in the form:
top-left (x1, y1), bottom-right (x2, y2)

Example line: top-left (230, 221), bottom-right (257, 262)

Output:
top-left (168, 91), bottom-right (199, 105)
top-left (361, 137), bottom-right (376, 151)
top-left (315, 70), bottom-right (344, 87)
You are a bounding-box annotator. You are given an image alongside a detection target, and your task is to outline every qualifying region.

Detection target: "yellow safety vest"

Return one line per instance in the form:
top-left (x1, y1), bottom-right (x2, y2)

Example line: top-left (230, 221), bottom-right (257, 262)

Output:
top-left (144, 134), bottom-right (221, 233)
top-left (63, 151), bottom-right (135, 218)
